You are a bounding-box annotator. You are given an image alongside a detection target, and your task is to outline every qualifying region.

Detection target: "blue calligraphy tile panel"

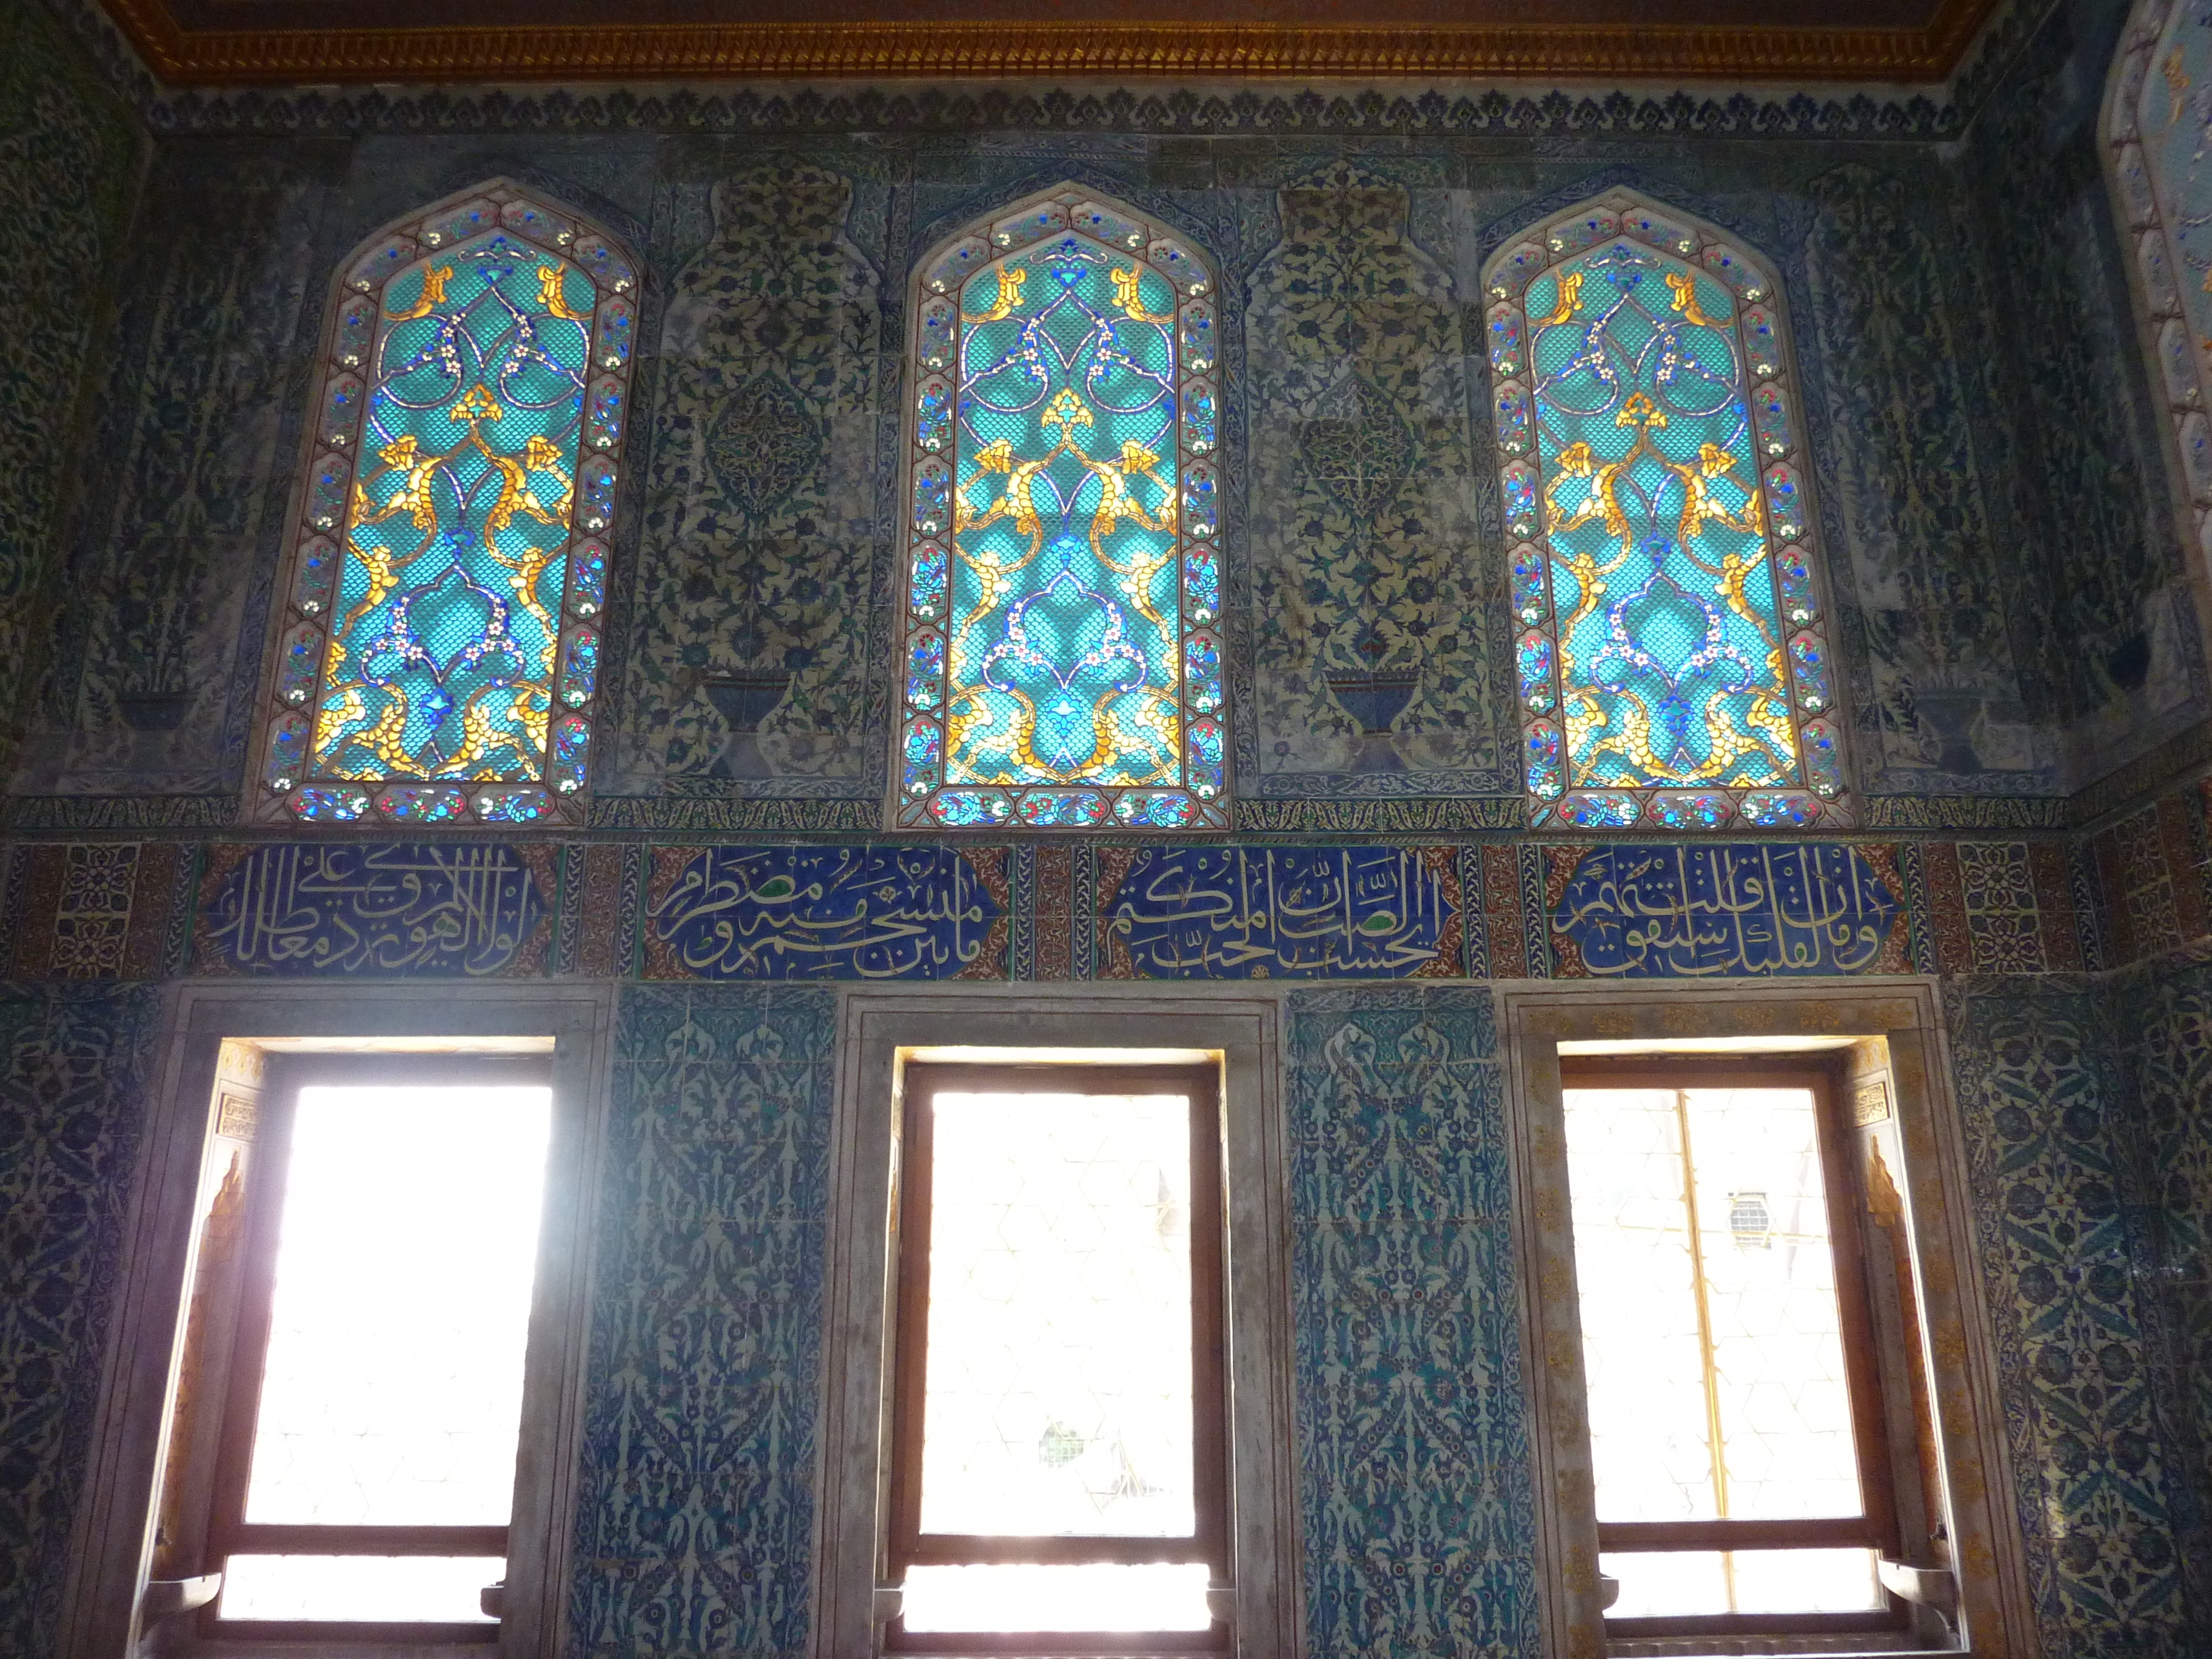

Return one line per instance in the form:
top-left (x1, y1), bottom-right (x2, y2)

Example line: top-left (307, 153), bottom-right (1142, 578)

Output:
top-left (1546, 842), bottom-right (1910, 977)
top-left (1285, 985), bottom-right (1540, 1659)
top-left (193, 843), bottom-right (554, 976)
top-left (642, 845), bottom-right (1008, 980)
top-left (1949, 987), bottom-right (2191, 1659)
top-left (1100, 846), bottom-right (1464, 980)
top-left (0, 985), bottom-right (159, 1659)
top-left (569, 985), bottom-right (835, 1659)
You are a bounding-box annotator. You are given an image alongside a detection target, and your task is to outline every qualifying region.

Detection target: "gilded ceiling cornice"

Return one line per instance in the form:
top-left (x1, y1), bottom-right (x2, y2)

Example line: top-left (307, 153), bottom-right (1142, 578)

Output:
top-left (95, 0), bottom-right (2002, 87)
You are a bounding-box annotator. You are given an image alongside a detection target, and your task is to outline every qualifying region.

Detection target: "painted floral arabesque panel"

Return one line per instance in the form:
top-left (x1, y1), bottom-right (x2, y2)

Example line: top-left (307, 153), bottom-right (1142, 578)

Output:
top-left (895, 187), bottom-right (1228, 830)
top-left (1487, 192), bottom-right (1849, 832)
top-left (253, 182), bottom-right (637, 826)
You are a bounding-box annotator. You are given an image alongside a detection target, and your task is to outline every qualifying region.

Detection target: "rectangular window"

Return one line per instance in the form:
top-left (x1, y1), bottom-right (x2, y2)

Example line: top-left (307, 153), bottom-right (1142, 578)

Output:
top-left (1561, 1058), bottom-right (1907, 1642)
top-left (190, 1055), bottom-right (555, 1642)
top-left (888, 1062), bottom-right (1227, 1654)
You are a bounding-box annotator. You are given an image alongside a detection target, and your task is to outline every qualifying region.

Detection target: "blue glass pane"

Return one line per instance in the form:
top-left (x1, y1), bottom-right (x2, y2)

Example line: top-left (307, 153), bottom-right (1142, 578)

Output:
top-left (948, 236), bottom-right (1182, 789)
top-left (312, 230), bottom-right (594, 784)
top-left (1528, 240), bottom-right (1797, 793)
top-left (899, 198), bottom-right (1228, 830)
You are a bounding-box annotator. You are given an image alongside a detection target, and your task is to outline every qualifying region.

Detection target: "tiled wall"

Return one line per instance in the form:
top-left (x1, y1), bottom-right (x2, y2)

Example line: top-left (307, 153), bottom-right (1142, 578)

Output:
top-left (1949, 982), bottom-right (2194, 1658)
top-left (1285, 985), bottom-right (1536, 1658)
top-left (6, 2), bottom-right (2212, 1658)
top-left (7, 8), bottom-right (2197, 824)
top-left (0, 0), bottom-right (141, 780)
top-left (0, 805), bottom-right (2177, 1659)
top-left (2088, 779), bottom-right (2212, 970)
top-left (570, 985), bottom-right (836, 1658)
top-left (0, 984), bottom-right (159, 1659)
top-left (1908, 756), bottom-right (2212, 1659)
top-left (0, 821), bottom-right (2194, 1659)
top-left (2119, 945), bottom-right (2212, 1634)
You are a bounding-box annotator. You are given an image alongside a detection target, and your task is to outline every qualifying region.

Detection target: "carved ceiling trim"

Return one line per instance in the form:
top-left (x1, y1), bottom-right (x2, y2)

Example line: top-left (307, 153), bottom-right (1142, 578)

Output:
top-left (95, 0), bottom-right (2002, 87)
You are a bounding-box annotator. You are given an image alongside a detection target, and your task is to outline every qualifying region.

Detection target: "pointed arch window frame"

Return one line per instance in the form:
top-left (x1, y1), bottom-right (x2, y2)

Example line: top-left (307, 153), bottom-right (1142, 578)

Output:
top-left (2106, 1), bottom-right (2212, 606)
top-left (891, 184), bottom-right (1231, 831)
top-left (1484, 190), bottom-right (1852, 833)
top-left (249, 179), bottom-right (639, 828)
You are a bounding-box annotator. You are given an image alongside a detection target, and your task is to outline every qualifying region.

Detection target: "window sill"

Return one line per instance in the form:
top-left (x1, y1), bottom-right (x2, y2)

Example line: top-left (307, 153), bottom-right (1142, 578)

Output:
top-left (170, 1643), bottom-right (494, 1659)
top-left (1607, 1641), bottom-right (1961, 1658)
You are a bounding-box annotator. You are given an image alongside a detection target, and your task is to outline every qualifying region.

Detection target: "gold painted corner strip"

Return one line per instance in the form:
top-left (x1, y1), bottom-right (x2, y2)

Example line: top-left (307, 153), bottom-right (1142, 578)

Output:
top-left (96, 1), bottom-right (2004, 88)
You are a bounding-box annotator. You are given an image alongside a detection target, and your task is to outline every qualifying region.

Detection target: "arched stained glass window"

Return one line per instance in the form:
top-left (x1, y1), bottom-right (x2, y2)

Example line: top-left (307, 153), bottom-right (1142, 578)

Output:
top-left (894, 186), bottom-right (1228, 830)
top-left (1486, 192), bottom-right (1849, 832)
top-left (253, 181), bottom-right (637, 826)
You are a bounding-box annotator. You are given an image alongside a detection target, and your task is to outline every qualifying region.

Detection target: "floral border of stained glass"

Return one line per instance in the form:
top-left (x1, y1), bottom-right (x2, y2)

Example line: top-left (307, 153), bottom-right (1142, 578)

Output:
top-left (893, 189), bottom-right (1230, 832)
top-left (251, 182), bottom-right (637, 827)
top-left (1486, 193), bottom-right (1851, 833)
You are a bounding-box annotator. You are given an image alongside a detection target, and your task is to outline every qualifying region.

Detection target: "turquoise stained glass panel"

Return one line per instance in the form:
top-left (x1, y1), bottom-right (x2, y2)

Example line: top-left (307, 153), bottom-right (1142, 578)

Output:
top-left (951, 246), bottom-right (1179, 785)
top-left (317, 237), bottom-right (588, 782)
top-left (1489, 195), bottom-right (1846, 833)
top-left (260, 187), bottom-right (635, 827)
top-left (1534, 248), bottom-right (1791, 784)
top-left (897, 190), bottom-right (1226, 830)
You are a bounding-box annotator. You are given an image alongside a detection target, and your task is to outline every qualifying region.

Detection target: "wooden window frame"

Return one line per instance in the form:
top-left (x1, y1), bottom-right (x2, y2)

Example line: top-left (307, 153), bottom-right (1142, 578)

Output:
top-left (885, 1061), bottom-right (1230, 1657)
top-left (1558, 1054), bottom-right (1911, 1643)
top-left (195, 1052), bottom-right (557, 1645)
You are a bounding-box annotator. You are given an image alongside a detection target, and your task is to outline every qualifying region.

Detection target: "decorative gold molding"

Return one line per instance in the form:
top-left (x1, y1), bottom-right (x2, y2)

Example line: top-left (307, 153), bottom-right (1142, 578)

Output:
top-left (96, 0), bottom-right (2002, 87)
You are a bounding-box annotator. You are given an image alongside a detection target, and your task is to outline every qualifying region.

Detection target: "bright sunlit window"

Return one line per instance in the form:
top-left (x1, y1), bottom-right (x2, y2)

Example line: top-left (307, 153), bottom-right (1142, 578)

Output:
top-left (888, 1062), bottom-right (1226, 1653)
top-left (1563, 1062), bottom-right (1904, 1639)
top-left (185, 1063), bottom-right (553, 1637)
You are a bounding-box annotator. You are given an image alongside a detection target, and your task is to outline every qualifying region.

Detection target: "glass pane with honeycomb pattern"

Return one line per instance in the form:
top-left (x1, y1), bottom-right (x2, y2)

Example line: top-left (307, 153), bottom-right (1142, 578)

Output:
top-left (314, 241), bottom-right (597, 785)
top-left (897, 195), bottom-right (1227, 829)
